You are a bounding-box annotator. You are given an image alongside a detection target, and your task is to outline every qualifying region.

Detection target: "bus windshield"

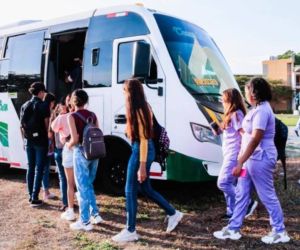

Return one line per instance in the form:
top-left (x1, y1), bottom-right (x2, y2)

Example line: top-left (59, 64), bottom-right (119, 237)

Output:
top-left (154, 14), bottom-right (239, 108)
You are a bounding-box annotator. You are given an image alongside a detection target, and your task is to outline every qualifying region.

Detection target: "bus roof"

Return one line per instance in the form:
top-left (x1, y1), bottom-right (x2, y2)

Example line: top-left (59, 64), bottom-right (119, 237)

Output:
top-left (0, 5), bottom-right (155, 37)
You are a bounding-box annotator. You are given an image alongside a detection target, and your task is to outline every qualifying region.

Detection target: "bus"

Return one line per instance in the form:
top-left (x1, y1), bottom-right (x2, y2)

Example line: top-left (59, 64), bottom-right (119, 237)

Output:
top-left (0, 4), bottom-right (239, 194)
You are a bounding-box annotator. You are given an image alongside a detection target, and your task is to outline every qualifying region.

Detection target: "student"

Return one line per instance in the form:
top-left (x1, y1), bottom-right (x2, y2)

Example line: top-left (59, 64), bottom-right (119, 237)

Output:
top-left (216, 88), bottom-right (257, 220)
top-left (51, 95), bottom-right (76, 220)
top-left (66, 89), bottom-right (102, 231)
top-left (42, 92), bottom-right (56, 200)
top-left (213, 77), bottom-right (290, 244)
top-left (295, 116), bottom-right (300, 137)
top-left (112, 79), bottom-right (183, 243)
top-left (20, 82), bottom-right (50, 206)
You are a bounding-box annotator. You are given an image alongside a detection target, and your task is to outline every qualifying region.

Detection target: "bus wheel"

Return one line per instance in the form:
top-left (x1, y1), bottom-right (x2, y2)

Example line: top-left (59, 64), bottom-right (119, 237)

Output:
top-left (0, 163), bottom-right (10, 174)
top-left (98, 140), bottom-right (130, 196)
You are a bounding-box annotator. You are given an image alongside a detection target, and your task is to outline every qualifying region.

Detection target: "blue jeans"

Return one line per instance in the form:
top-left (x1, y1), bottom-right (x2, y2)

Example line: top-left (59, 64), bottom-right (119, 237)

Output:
top-left (73, 146), bottom-right (99, 224)
top-left (25, 141), bottom-right (48, 200)
top-left (126, 140), bottom-right (175, 232)
top-left (54, 148), bottom-right (68, 206)
top-left (42, 157), bottom-right (50, 190)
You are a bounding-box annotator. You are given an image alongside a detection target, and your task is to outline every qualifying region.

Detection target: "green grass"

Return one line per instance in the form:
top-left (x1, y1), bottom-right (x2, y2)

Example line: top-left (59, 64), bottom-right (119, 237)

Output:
top-left (74, 233), bottom-right (119, 250)
top-left (276, 114), bottom-right (299, 126)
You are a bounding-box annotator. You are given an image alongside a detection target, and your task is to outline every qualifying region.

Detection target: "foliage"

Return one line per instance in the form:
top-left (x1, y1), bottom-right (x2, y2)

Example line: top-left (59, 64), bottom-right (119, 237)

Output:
top-left (234, 76), bottom-right (293, 103)
top-left (277, 50), bottom-right (300, 65)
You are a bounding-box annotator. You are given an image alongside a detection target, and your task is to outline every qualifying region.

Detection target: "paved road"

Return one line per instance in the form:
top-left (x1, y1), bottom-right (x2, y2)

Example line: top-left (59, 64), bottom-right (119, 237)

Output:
top-left (286, 126), bottom-right (300, 158)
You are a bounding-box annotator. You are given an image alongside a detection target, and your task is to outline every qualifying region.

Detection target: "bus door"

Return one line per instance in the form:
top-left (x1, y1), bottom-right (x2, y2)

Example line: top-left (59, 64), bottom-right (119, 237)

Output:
top-left (112, 36), bottom-right (166, 177)
top-left (1, 30), bottom-right (46, 169)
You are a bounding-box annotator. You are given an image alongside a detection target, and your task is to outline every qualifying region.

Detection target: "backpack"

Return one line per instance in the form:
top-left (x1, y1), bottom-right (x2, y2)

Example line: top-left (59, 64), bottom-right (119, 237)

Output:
top-left (274, 117), bottom-right (288, 158)
top-left (20, 100), bottom-right (42, 140)
top-left (152, 114), bottom-right (170, 170)
top-left (73, 112), bottom-right (106, 160)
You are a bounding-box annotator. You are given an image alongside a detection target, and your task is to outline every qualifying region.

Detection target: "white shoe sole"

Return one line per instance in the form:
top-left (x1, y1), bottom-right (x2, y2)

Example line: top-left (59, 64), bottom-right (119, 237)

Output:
top-left (166, 212), bottom-right (183, 233)
top-left (111, 234), bottom-right (139, 242)
top-left (213, 232), bottom-right (241, 240)
top-left (261, 236), bottom-right (291, 244)
top-left (245, 201), bottom-right (258, 218)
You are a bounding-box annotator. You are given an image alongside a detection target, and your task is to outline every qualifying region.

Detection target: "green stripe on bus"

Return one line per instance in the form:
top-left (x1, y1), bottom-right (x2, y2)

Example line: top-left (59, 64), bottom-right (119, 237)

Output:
top-left (166, 151), bottom-right (217, 182)
top-left (0, 122), bottom-right (9, 147)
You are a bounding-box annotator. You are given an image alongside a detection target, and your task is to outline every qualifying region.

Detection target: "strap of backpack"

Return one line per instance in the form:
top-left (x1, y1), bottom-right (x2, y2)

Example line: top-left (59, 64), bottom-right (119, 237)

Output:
top-left (73, 111), bottom-right (95, 125)
top-left (73, 112), bottom-right (88, 124)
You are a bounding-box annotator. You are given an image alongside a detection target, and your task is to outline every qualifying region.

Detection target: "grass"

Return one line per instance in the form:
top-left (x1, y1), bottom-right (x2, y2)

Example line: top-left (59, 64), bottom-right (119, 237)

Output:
top-left (276, 114), bottom-right (299, 126)
top-left (74, 233), bottom-right (119, 250)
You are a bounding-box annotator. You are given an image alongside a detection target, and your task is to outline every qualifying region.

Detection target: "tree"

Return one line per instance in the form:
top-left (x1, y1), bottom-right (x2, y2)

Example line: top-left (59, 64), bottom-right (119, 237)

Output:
top-left (277, 50), bottom-right (300, 65)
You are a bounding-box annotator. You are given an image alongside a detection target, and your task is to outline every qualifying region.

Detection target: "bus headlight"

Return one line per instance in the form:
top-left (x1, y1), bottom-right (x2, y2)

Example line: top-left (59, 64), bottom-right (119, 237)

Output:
top-left (190, 122), bottom-right (221, 145)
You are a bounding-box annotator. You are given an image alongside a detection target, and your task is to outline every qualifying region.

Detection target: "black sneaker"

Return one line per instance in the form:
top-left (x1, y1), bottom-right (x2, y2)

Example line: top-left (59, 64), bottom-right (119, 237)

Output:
top-left (245, 200), bottom-right (258, 218)
top-left (220, 214), bottom-right (232, 220)
top-left (31, 199), bottom-right (43, 207)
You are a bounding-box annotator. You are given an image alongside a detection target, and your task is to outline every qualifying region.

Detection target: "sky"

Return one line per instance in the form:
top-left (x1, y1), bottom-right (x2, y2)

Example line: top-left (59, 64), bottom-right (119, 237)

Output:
top-left (0, 0), bottom-right (299, 74)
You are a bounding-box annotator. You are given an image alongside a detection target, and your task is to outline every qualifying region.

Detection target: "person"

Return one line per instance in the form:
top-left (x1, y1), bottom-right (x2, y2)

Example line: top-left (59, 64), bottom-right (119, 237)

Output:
top-left (213, 77), bottom-right (290, 244)
top-left (50, 96), bottom-right (68, 211)
top-left (112, 79), bottom-right (183, 243)
top-left (42, 92), bottom-right (56, 200)
top-left (66, 57), bottom-right (82, 92)
top-left (66, 89), bottom-right (103, 231)
top-left (51, 94), bottom-right (76, 220)
top-left (216, 88), bottom-right (257, 220)
top-left (294, 116), bottom-right (300, 137)
top-left (20, 82), bottom-right (50, 207)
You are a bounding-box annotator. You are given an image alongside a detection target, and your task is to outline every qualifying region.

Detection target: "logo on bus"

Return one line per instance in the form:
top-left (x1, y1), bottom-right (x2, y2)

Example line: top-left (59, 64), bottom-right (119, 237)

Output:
top-left (0, 121), bottom-right (9, 147)
top-left (0, 100), bottom-right (8, 112)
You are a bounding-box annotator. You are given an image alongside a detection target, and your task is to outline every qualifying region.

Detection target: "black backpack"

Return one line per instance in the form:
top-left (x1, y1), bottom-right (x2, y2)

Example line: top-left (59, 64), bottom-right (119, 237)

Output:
top-left (274, 117), bottom-right (288, 158)
top-left (73, 112), bottom-right (106, 160)
top-left (20, 100), bottom-right (41, 140)
top-left (152, 114), bottom-right (170, 170)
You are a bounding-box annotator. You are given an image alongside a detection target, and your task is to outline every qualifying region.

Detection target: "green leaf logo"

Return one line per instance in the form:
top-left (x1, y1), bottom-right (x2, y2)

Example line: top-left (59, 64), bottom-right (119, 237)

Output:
top-left (0, 121), bottom-right (8, 147)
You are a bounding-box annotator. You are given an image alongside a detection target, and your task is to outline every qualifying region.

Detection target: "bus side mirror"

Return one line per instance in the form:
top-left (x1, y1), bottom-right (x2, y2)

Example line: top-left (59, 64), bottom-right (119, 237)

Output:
top-left (132, 41), bottom-right (151, 79)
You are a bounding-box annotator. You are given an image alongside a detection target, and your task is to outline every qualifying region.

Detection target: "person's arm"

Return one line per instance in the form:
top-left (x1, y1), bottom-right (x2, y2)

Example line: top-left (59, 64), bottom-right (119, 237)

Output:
top-left (137, 111), bottom-right (148, 183)
top-left (232, 108), bottom-right (268, 177)
top-left (66, 114), bottom-right (79, 149)
top-left (232, 129), bottom-right (264, 176)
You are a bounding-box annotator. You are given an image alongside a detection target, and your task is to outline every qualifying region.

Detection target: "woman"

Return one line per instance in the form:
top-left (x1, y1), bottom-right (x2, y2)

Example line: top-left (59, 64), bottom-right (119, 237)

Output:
top-left (112, 79), bottom-right (183, 243)
top-left (51, 95), bottom-right (74, 216)
top-left (216, 88), bottom-right (250, 219)
top-left (213, 77), bottom-right (290, 244)
top-left (42, 92), bottom-right (56, 200)
top-left (66, 89), bottom-right (102, 231)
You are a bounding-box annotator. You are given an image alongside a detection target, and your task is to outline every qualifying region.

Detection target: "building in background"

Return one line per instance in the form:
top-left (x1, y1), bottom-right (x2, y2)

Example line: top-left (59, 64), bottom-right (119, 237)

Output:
top-left (262, 57), bottom-right (297, 113)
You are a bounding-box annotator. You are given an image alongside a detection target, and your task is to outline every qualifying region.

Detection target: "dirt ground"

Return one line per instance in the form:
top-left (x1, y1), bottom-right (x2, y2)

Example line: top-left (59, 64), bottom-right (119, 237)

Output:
top-left (0, 160), bottom-right (299, 250)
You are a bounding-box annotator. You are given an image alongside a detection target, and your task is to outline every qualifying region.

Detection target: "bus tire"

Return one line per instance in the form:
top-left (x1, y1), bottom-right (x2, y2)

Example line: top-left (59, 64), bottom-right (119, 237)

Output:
top-left (0, 163), bottom-right (10, 174)
top-left (96, 137), bottom-right (131, 196)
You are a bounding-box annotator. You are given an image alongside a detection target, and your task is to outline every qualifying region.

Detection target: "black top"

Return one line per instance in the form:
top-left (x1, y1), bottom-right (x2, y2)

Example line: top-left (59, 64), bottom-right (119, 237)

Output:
top-left (21, 96), bottom-right (50, 146)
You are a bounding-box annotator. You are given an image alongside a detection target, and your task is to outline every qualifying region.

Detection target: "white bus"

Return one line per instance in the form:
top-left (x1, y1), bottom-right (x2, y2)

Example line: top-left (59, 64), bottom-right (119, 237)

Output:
top-left (0, 5), bottom-right (239, 194)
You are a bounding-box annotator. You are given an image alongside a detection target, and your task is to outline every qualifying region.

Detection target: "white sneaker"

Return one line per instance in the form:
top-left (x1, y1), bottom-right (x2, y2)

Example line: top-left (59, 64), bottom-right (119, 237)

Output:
top-left (43, 192), bottom-right (55, 200)
top-left (166, 210), bottom-right (183, 233)
top-left (70, 220), bottom-right (93, 231)
top-left (90, 214), bottom-right (104, 225)
top-left (245, 200), bottom-right (258, 218)
top-left (61, 209), bottom-right (76, 221)
top-left (261, 230), bottom-right (290, 244)
top-left (213, 227), bottom-right (242, 240)
top-left (112, 229), bottom-right (139, 243)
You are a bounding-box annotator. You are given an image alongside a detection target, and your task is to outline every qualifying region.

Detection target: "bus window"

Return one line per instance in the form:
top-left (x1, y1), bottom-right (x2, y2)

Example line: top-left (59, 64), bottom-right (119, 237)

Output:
top-left (6, 31), bottom-right (45, 114)
top-left (117, 41), bottom-right (157, 83)
top-left (83, 12), bottom-right (150, 88)
top-left (0, 38), bottom-right (3, 58)
top-left (83, 41), bottom-right (112, 88)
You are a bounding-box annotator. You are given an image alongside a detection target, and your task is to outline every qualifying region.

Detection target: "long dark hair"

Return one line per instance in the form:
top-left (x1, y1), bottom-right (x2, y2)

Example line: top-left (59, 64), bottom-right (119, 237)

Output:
top-left (124, 79), bottom-right (152, 140)
top-left (222, 88), bottom-right (246, 129)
